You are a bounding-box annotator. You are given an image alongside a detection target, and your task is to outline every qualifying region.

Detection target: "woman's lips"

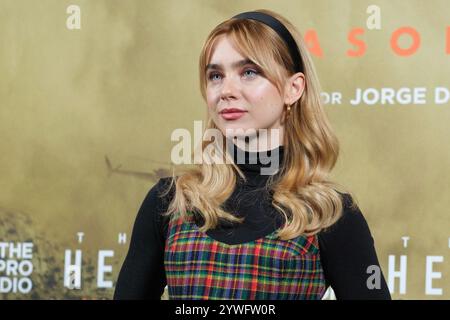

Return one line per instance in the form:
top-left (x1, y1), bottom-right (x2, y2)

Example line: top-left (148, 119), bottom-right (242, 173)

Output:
top-left (220, 111), bottom-right (247, 120)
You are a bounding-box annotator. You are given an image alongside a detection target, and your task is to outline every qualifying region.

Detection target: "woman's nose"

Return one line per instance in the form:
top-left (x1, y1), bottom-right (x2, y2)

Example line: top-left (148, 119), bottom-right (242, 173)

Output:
top-left (220, 75), bottom-right (239, 99)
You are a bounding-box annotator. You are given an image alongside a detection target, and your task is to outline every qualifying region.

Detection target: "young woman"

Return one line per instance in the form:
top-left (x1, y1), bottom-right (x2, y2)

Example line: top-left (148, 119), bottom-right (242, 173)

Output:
top-left (114, 9), bottom-right (391, 300)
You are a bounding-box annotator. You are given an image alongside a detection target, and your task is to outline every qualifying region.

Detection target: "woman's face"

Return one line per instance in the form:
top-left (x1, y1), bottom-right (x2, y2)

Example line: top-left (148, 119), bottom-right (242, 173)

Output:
top-left (205, 35), bottom-right (288, 149)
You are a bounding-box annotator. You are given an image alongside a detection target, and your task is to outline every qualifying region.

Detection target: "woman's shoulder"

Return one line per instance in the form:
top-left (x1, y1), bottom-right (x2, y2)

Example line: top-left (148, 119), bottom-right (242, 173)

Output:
top-left (154, 175), bottom-right (176, 194)
top-left (336, 191), bottom-right (359, 213)
top-left (143, 176), bottom-right (176, 211)
top-left (134, 176), bottom-right (177, 242)
top-left (319, 192), bottom-right (374, 244)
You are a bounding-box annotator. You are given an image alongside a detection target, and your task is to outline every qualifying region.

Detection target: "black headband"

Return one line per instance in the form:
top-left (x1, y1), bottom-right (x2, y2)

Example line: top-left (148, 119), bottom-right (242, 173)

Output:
top-left (231, 11), bottom-right (304, 73)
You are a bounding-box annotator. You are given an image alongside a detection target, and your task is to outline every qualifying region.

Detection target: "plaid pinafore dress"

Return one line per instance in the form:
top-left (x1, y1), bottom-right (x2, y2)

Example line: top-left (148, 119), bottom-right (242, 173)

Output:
top-left (164, 212), bottom-right (327, 300)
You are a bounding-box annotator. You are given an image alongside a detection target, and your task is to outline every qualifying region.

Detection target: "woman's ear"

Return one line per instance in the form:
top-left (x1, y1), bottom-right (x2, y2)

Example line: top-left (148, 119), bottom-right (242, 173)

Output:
top-left (284, 72), bottom-right (305, 105)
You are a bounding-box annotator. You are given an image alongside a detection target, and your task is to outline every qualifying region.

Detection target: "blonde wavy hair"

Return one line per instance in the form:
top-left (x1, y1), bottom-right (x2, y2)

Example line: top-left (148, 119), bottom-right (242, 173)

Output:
top-left (161, 8), bottom-right (358, 240)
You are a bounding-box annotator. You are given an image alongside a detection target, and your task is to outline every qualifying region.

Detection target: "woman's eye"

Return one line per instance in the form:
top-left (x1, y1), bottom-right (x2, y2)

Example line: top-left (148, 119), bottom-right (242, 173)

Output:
top-left (243, 69), bottom-right (258, 77)
top-left (207, 69), bottom-right (259, 82)
top-left (208, 72), bottom-right (222, 81)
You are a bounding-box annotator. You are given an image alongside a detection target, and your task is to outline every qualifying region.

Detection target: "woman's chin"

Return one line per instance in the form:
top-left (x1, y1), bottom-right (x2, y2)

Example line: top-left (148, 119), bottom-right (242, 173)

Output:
top-left (220, 124), bottom-right (256, 136)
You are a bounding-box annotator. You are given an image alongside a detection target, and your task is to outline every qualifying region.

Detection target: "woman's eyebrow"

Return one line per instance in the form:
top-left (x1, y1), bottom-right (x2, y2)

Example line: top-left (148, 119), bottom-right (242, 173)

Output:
top-left (206, 59), bottom-right (256, 71)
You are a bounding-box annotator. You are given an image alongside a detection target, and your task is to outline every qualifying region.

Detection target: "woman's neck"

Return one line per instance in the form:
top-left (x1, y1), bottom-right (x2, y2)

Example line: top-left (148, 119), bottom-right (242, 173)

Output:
top-left (231, 133), bottom-right (283, 152)
top-left (226, 139), bottom-right (285, 184)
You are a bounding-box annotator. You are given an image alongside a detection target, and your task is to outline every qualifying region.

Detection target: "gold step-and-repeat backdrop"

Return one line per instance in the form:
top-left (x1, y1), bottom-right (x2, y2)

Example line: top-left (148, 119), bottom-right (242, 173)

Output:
top-left (0, 0), bottom-right (449, 299)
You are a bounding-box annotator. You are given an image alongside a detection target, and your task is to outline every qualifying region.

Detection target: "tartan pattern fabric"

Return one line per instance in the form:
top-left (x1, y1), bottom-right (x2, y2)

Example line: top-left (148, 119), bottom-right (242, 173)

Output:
top-left (164, 212), bottom-right (327, 300)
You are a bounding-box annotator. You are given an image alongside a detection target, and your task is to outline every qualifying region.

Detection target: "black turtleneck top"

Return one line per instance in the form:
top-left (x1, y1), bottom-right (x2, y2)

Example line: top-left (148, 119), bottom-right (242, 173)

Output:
top-left (114, 143), bottom-right (391, 300)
